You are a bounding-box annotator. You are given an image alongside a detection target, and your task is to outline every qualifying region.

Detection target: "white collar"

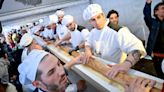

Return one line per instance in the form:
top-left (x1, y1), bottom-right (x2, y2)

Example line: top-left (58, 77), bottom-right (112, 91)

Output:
top-left (74, 24), bottom-right (78, 31)
top-left (105, 19), bottom-right (109, 27)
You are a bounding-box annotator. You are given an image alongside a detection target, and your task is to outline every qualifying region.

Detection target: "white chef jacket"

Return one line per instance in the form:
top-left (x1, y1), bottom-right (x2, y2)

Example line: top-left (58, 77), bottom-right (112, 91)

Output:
top-left (70, 30), bottom-right (83, 48)
top-left (56, 24), bottom-right (69, 39)
top-left (70, 25), bottom-right (90, 48)
top-left (21, 48), bottom-right (28, 62)
top-left (21, 49), bottom-right (38, 92)
top-left (80, 28), bottom-right (90, 41)
top-left (86, 20), bottom-right (146, 63)
top-left (30, 26), bottom-right (39, 35)
top-left (41, 28), bottom-right (55, 39)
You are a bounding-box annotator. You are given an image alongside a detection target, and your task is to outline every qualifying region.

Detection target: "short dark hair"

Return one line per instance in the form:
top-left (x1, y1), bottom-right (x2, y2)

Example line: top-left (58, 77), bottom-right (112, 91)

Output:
top-left (107, 10), bottom-right (119, 18)
top-left (154, 2), bottom-right (164, 17)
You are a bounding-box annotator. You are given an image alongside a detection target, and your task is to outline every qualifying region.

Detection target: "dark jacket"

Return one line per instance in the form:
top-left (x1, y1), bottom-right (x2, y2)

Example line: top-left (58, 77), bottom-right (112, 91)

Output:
top-left (143, 3), bottom-right (164, 55)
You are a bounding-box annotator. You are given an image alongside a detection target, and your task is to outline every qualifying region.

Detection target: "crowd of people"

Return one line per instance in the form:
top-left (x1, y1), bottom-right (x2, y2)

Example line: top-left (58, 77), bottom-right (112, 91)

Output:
top-left (0, 0), bottom-right (164, 92)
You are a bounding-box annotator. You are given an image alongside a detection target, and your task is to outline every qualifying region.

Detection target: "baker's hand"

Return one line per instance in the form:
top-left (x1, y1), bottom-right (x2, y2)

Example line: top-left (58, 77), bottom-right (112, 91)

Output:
top-left (106, 62), bottom-right (131, 79)
top-left (73, 54), bottom-right (87, 64)
top-left (85, 51), bottom-right (94, 63)
top-left (54, 40), bottom-right (61, 47)
top-left (124, 77), bottom-right (155, 92)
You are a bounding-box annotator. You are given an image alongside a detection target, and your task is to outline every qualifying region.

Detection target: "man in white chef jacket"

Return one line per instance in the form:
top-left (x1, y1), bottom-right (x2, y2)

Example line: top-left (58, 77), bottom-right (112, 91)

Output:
top-left (83, 4), bottom-right (146, 78)
top-left (42, 23), bottom-right (56, 40)
top-left (19, 33), bottom-right (45, 62)
top-left (55, 15), bottom-right (90, 50)
top-left (55, 10), bottom-right (69, 40)
top-left (19, 33), bottom-right (43, 92)
top-left (42, 15), bottom-right (58, 41)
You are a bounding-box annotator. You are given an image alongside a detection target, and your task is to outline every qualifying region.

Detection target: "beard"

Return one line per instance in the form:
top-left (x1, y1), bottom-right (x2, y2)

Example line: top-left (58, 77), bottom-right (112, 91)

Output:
top-left (70, 27), bottom-right (75, 31)
top-left (40, 80), bottom-right (59, 92)
top-left (47, 83), bottom-right (67, 92)
top-left (44, 77), bottom-right (68, 92)
top-left (47, 84), bottom-right (59, 91)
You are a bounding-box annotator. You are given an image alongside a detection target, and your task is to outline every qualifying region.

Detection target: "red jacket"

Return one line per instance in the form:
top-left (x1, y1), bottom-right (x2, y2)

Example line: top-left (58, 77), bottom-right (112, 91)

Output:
top-left (162, 83), bottom-right (164, 92)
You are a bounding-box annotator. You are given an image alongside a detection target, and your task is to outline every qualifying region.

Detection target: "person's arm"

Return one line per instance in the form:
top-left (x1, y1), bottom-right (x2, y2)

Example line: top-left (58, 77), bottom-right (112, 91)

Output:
top-left (54, 32), bottom-right (71, 46)
top-left (83, 29), bottom-right (95, 62)
top-left (68, 42), bottom-right (85, 55)
top-left (107, 27), bottom-right (146, 78)
top-left (143, 0), bottom-right (153, 30)
top-left (85, 45), bottom-right (93, 62)
top-left (125, 50), bottom-right (142, 67)
top-left (107, 50), bottom-right (143, 78)
top-left (64, 58), bottom-right (77, 70)
top-left (118, 27), bottom-right (146, 59)
top-left (78, 41), bottom-right (85, 49)
top-left (64, 54), bottom-right (87, 70)
top-left (61, 32), bottom-right (71, 42)
top-left (55, 34), bottom-right (59, 41)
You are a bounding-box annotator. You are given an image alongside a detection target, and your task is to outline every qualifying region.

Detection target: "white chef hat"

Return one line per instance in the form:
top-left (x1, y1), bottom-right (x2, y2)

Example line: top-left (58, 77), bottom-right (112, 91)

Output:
top-left (49, 14), bottom-right (58, 24)
top-left (33, 25), bottom-right (42, 34)
top-left (162, 59), bottom-right (164, 73)
top-left (83, 4), bottom-right (103, 21)
top-left (48, 20), bottom-right (57, 25)
top-left (18, 50), bottom-right (48, 85)
top-left (55, 10), bottom-right (65, 16)
top-left (62, 15), bottom-right (74, 26)
top-left (19, 33), bottom-right (33, 47)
